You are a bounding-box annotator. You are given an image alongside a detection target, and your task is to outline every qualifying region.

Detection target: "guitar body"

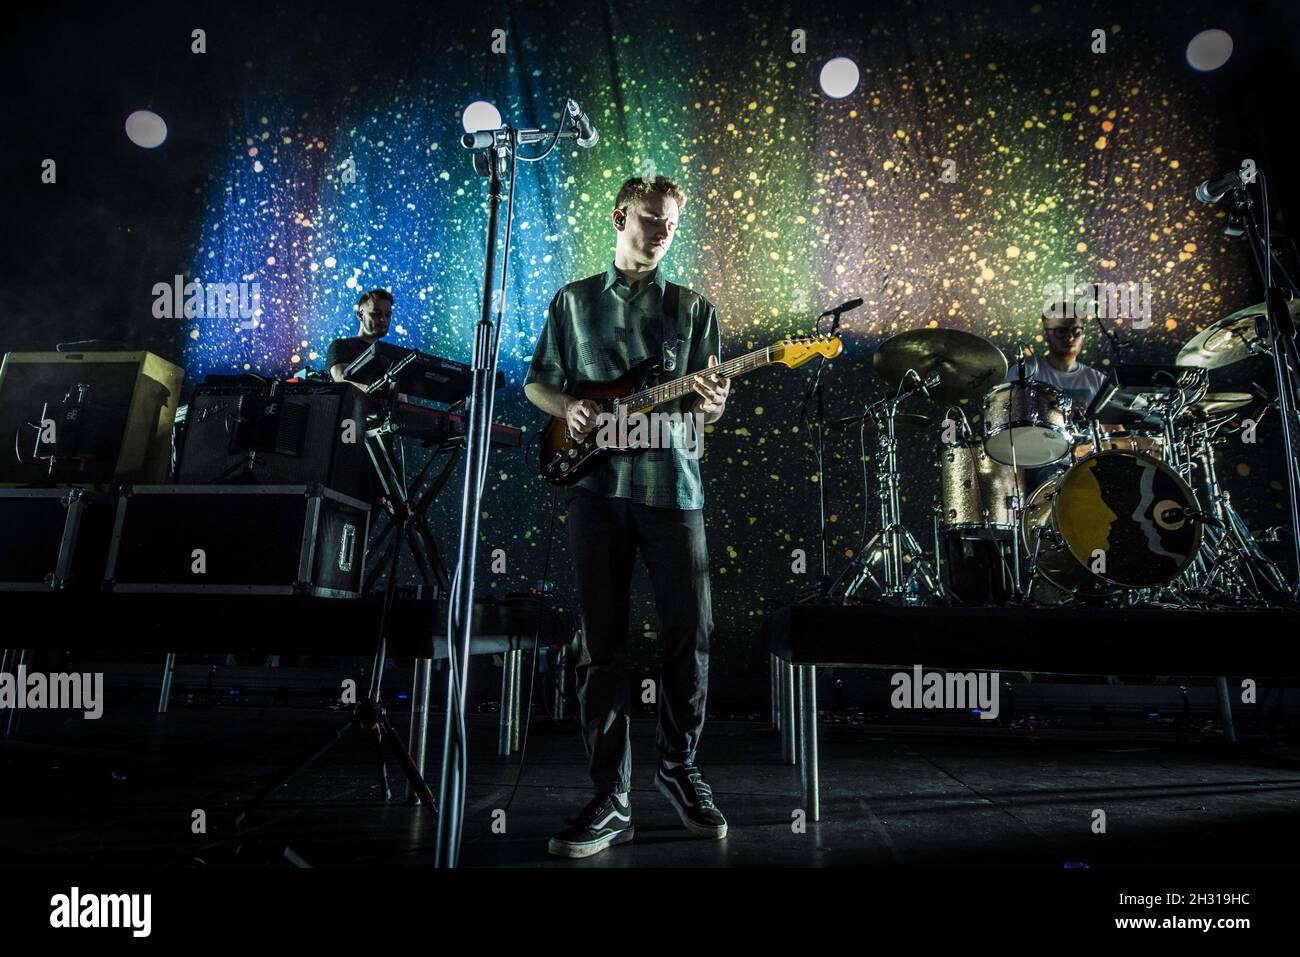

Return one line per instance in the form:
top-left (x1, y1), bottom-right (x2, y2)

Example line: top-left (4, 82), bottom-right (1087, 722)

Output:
top-left (538, 358), bottom-right (660, 486)
top-left (533, 334), bottom-right (842, 486)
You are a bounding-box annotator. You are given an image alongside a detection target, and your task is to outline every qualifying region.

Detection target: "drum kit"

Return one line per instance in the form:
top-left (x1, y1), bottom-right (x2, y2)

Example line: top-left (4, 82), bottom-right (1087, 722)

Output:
top-left (833, 307), bottom-right (1294, 608)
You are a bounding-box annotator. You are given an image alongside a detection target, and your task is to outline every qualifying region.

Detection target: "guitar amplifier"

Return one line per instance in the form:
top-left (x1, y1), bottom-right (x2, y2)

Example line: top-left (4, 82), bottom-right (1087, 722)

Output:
top-left (176, 382), bottom-right (368, 500)
top-left (0, 488), bottom-right (117, 591)
top-left (104, 484), bottom-right (369, 597)
top-left (0, 351), bottom-right (183, 486)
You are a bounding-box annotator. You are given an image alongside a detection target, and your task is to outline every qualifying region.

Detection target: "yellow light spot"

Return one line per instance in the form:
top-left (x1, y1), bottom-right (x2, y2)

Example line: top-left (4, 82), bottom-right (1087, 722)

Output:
top-left (1076, 242), bottom-right (1088, 253)
top-left (1094, 136), bottom-right (1108, 149)
top-left (1006, 245), bottom-right (1020, 258)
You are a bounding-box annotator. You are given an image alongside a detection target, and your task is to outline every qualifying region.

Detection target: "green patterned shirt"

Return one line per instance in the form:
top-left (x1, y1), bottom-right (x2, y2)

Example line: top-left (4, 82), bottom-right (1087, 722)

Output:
top-left (525, 263), bottom-right (722, 510)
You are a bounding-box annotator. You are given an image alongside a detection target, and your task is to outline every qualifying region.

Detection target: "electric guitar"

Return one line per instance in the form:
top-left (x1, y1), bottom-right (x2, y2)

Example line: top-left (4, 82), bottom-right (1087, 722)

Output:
top-left (537, 335), bottom-right (842, 485)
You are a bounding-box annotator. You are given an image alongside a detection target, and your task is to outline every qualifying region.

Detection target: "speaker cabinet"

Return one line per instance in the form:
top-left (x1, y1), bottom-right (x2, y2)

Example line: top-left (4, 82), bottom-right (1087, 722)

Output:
top-left (0, 351), bottom-right (183, 486)
top-left (177, 382), bottom-right (369, 500)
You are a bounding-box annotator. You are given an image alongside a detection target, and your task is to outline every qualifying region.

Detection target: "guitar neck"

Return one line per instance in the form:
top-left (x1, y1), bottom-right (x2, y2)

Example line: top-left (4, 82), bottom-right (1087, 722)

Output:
top-left (619, 347), bottom-right (773, 412)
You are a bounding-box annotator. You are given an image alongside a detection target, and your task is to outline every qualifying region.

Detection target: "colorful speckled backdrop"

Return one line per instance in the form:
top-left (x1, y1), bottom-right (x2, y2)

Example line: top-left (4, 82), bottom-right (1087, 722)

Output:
top-left (8, 0), bottom-right (1294, 677)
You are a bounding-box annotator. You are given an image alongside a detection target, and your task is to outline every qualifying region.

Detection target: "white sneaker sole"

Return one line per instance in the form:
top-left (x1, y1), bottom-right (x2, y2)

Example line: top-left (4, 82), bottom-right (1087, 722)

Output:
top-left (655, 775), bottom-right (728, 839)
top-left (547, 826), bottom-right (635, 859)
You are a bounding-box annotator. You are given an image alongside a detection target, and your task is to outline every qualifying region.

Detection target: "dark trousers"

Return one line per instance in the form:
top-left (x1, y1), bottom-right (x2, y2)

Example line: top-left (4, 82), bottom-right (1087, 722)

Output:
top-left (564, 486), bottom-right (713, 796)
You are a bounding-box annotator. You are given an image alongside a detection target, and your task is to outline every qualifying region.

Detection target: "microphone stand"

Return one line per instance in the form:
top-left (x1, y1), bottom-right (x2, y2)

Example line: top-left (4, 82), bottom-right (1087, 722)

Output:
top-left (436, 110), bottom-right (580, 867)
top-left (796, 304), bottom-right (850, 602)
top-left (1227, 173), bottom-right (1300, 599)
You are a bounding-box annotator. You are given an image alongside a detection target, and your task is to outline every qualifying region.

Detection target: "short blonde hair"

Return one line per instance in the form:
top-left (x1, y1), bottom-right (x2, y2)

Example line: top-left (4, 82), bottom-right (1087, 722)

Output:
top-left (615, 175), bottom-right (686, 214)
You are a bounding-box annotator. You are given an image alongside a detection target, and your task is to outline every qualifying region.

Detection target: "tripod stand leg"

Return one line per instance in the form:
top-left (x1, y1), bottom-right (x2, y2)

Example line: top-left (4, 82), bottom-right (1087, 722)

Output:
top-left (406, 658), bottom-right (433, 801)
top-left (3, 650), bottom-right (29, 738)
top-left (158, 653), bottom-right (176, 713)
top-left (234, 716), bottom-right (353, 827)
top-left (376, 707), bottom-right (437, 808)
top-left (1215, 676), bottom-right (1237, 745)
top-left (374, 721), bottom-right (393, 802)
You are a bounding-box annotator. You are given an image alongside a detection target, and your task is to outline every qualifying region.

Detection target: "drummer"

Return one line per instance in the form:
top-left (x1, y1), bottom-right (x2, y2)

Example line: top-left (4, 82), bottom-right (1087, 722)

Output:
top-left (1003, 305), bottom-right (1110, 487)
top-left (1004, 305), bottom-right (1108, 414)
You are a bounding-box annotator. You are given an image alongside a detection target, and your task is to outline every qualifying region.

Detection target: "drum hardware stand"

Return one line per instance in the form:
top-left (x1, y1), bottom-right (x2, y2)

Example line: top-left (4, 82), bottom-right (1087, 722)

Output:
top-left (1001, 352), bottom-right (1034, 603)
top-left (842, 378), bottom-right (944, 603)
top-left (1183, 412), bottom-right (1290, 602)
top-left (1224, 171), bottom-right (1300, 599)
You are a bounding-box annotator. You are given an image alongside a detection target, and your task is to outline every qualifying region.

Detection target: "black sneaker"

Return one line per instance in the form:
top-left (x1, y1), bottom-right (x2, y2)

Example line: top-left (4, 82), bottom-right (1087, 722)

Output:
top-left (547, 792), bottom-right (635, 859)
top-left (655, 762), bottom-right (728, 839)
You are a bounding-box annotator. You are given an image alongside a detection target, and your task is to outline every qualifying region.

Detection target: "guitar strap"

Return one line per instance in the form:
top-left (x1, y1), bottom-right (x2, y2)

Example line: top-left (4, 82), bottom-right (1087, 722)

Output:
top-left (660, 280), bottom-right (683, 374)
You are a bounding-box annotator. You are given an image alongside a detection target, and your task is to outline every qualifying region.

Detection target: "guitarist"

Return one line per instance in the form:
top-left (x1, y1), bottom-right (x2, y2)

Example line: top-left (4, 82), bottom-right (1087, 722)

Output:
top-left (524, 176), bottom-right (731, 858)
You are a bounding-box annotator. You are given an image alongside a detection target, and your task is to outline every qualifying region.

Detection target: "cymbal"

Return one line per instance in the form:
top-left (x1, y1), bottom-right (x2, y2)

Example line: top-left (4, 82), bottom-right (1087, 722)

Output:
top-left (873, 329), bottom-right (1007, 402)
top-left (1177, 300), bottom-right (1300, 369)
top-left (1185, 392), bottom-right (1255, 416)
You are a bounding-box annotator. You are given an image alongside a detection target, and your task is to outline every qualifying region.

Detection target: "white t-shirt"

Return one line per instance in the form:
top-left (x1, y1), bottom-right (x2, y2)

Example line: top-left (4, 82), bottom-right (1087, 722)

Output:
top-left (1005, 356), bottom-right (1108, 414)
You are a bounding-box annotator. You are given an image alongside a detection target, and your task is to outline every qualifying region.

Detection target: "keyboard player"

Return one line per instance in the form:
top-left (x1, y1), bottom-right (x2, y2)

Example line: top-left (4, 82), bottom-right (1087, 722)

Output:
top-left (328, 288), bottom-right (394, 386)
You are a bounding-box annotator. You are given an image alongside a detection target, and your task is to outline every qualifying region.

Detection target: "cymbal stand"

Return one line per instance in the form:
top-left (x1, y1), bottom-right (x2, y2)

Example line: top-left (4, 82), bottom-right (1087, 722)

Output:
top-left (843, 379), bottom-right (943, 603)
top-left (1186, 411), bottom-right (1289, 601)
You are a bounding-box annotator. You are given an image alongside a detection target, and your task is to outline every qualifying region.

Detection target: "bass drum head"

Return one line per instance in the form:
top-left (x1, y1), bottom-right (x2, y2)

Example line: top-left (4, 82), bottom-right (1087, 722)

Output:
top-left (1020, 474), bottom-right (1114, 599)
top-left (1054, 450), bottom-right (1203, 588)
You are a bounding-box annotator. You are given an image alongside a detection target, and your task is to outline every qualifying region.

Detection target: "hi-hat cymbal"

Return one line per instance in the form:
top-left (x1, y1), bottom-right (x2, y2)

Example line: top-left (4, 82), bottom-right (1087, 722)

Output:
top-left (1185, 392), bottom-right (1255, 416)
top-left (1177, 300), bottom-right (1300, 369)
top-left (873, 328), bottom-right (1007, 402)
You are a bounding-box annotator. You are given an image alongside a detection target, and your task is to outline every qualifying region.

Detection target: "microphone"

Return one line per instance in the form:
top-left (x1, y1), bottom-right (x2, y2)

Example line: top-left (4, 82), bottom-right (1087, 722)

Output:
top-left (461, 129), bottom-right (501, 150)
top-left (909, 369), bottom-right (938, 399)
top-left (1195, 167), bottom-right (1247, 204)
top-left (566, 99), bottom-right (599, 148)
top-left (826, 297), bottom-right (864, 316)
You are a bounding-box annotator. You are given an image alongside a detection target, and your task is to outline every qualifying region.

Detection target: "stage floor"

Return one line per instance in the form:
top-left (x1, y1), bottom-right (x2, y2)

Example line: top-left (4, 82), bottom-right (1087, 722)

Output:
top-left (4, 704), bottom-right (1299, 868)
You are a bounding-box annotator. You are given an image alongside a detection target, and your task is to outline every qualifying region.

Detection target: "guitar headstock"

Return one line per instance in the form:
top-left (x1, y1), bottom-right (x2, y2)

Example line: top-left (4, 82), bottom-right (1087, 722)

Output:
top-left (770, 334), bottom-right (843, 368)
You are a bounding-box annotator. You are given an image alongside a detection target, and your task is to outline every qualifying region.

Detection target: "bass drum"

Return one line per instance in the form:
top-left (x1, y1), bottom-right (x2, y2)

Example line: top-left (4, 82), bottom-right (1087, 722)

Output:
top-left (1020, 473), bottom-right (1115, 601)
top-left (1055, 450), bottom-right (1202, 588)
top-left (1021, 450), bottom-right (1203, 594)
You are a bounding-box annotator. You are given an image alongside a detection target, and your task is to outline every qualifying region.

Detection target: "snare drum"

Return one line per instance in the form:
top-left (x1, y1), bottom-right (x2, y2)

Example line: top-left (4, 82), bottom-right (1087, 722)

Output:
top-left (983, 381), bottom-right (1073, 468)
